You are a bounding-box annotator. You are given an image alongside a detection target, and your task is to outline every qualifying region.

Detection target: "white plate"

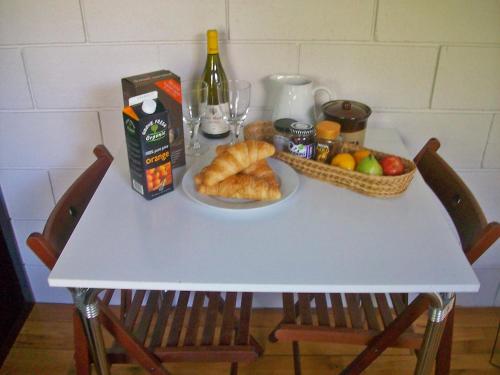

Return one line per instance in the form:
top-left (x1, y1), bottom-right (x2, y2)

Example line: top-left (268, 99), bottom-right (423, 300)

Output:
top-left (182, 157), bottom-right (299, 210)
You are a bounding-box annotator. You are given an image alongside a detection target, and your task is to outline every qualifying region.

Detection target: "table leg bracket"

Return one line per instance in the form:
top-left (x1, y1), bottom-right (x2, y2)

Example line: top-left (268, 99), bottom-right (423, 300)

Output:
top-left (71, 288), bottom-right (110, 375)
top-left (414, 293), bottom-right (456, 375)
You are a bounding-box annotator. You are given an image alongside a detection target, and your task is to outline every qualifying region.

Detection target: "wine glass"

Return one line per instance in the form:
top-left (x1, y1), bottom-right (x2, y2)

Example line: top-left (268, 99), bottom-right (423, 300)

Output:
top-left (182, 80), bottom-right (208, 156)
top-left (217, 80), bottom-right (251, 145)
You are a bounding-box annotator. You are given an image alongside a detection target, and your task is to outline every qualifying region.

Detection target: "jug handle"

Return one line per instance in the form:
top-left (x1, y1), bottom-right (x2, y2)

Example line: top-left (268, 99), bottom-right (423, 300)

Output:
top-left (313, 86), bottom-right (334, 121)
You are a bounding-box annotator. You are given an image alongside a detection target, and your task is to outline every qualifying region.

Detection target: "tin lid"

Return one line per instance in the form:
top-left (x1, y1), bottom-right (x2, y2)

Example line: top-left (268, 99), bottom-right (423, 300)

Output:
top-left (290, 122), bottom-right (315, 136)
top-left (321, 100), bottom-right (372, 122)
top-left (274, 118), bottom-right (295, 133)
top-left (315, 120), bottom-right (341, 140)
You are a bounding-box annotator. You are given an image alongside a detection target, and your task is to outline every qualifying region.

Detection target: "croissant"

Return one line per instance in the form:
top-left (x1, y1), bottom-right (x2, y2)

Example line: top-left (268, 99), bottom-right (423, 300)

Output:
top-left (242, 160), bottom-right (279, 186)
top-left (195, 159), bottom-right (279, 189)
top-left (194, 166), bottom-right (207, 188)
top-left (201, 140), bottom-right (275, 186)
top-left (197, 174), bottom-right (282, 201)
top-left (215, 144), bottom-right (277, 184)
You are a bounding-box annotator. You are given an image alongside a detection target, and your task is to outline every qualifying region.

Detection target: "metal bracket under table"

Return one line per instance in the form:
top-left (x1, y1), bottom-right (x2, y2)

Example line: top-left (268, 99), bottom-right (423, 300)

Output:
top-left (414, 292), bottom-right (455, 375)
top-left (340, 292), bottom-right (456, 375)
top-left (72, 288), bottom-right (110, 375)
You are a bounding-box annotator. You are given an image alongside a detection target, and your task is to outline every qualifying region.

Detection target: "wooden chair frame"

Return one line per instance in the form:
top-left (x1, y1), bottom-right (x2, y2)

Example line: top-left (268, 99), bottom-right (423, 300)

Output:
top-left (26, 145), bottom-right (263, 375)
top-left (269, 138), bottom-right (500, 375)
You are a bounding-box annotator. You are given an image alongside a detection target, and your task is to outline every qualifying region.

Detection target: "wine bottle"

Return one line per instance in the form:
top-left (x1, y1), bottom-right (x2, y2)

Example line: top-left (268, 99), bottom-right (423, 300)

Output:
top-left (200, 29), bottom-right (229, 139)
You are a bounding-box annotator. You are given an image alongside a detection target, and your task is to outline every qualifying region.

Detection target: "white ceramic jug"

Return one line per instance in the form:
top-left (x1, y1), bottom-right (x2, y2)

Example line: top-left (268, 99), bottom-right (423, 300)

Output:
top-left (268, 74), bottom-right (333, 125)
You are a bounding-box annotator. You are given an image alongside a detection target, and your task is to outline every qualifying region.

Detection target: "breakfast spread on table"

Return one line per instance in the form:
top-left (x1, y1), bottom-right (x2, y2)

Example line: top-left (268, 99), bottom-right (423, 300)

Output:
top-left (245, 121), bottom-right (416, 198)
top-left (194, 140), bottom-right (281, 201)
top-left (120, 29), bottom-right (416, 202)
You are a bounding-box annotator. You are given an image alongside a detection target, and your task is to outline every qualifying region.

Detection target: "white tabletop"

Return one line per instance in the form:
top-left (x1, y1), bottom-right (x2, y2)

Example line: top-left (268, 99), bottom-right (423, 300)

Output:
top-left (49, 129), bottom-right (479, 294)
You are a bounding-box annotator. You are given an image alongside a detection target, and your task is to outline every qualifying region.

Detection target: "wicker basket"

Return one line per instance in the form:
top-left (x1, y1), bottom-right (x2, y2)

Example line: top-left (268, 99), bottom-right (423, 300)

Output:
top-left (244, 121), bottom-right (416, 198)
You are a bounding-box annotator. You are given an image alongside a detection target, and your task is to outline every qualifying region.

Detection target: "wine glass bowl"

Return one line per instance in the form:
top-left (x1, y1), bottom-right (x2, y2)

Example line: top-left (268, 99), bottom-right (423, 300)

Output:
top-left (217, 80), bottom-right (251, 144)
top-left (182, 80), bottom-right (208, 156)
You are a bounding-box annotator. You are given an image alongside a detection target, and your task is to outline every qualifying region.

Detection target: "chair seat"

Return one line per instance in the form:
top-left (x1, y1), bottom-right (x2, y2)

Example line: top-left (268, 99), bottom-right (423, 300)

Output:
top-left (271, 292), bottom-right (423, 349)
top-left (99, 290), bottom-right (262, 365)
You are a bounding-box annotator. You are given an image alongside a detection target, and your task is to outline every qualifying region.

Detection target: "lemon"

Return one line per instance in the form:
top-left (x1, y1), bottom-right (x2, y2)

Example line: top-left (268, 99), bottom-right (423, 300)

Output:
top-left (353, 149), bottom-right (371, 164)
top-left (331, 153), bottom-right (356, 171)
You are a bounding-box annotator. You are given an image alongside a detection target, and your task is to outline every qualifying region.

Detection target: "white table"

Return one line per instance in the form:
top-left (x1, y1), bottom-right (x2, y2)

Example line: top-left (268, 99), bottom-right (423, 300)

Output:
top-left (49, 129), bottom-right (479, 375)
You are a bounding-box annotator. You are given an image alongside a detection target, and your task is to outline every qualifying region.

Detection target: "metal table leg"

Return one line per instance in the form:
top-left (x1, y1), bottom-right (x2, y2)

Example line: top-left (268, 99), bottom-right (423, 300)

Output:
top-left (414, 292), bottom-right (455, 375)
top-left (73, 288), bottom-right (110, 375)
top-left (339, 292), bottom-right (455, 375)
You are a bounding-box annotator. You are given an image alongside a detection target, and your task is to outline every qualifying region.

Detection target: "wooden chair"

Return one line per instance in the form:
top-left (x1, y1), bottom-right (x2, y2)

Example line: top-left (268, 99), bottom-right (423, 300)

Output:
top-left (269, 138), bottom-right (500, 375)
top-left (27, 145), bottom-right (263, 375)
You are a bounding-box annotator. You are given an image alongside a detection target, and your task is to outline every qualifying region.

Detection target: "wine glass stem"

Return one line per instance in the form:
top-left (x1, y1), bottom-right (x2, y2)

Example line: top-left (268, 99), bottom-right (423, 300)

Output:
top-left (234, 122), bottom-right (241, 142)
top-left (190, 121), bottom-right (201, 150)
top-left (227, 121), bottom-right (236, 145)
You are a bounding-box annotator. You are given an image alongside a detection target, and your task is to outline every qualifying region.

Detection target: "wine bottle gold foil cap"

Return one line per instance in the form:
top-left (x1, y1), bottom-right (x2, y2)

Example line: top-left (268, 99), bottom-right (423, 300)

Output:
top-left (207, 30), bottom-right (219, 54)
top-left (316, 120), bottom-right (341, 140)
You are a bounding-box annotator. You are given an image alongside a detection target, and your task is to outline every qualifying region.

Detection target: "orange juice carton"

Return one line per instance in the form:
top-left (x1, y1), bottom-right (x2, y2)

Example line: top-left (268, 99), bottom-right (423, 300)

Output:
top-left (123, 93), bottom-right (174, 200)
top-left (122, 70), bottom-right (185, 169)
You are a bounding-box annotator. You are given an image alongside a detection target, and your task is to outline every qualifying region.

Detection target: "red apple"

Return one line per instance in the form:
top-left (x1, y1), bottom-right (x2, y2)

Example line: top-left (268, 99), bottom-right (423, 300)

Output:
top-left (381, 156), bottom-right (405, 176)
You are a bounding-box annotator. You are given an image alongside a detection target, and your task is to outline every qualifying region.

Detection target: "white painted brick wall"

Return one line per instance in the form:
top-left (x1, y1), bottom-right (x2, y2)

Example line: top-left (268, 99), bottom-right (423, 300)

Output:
top-left (49, 169), bottom-right (86, 201)
top-left (225, 43), bottom-right (299, 107)
top-left (229, 0), bottom-right (375, 41)
top-left (300, 44), bottom-right (438, 109)
top-left (370, 112), bottom-right (493, 169)
top-left (0, 170), bottom-right (54, 220)
top-left (376, 0), bottom-right (500, 43)
top-left (0, 49), bottom-right (32, 109)
top-left (83, 0), bottom-right (227, 42)
top-left (432, 46), bottom-right (500, 110)
top-left (99, 110), bottom-right (125, 156)
top-left (484, 115), bottom-right (500, 169)
top-left (24, 45), bottom-right (160, 108)
top-left (11, 220), bottom-right (46, 267)
top-left (0, 0), bottom-right (498, 306)
top-left (0, 112), bottom-right (101, 168)
top-left (0, 0), bottom-right (85, 44)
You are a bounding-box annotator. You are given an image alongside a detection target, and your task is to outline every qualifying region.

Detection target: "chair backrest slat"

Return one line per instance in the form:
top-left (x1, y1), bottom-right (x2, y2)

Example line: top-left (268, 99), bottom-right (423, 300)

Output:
top-left (414, 138), bottom-right (499, 263)
top-left (26, 145), bottom-right (113, 270)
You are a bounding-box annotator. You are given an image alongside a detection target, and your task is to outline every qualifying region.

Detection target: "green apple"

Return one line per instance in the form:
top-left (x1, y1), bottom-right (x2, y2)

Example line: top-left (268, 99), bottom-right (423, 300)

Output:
top-left (356, 155), bottom-right (383, 176)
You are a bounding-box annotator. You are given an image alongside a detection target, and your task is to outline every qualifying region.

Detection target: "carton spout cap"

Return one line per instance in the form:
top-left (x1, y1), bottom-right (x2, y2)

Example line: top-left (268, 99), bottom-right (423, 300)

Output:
top-left (142, 99), bottom-right (157, 114)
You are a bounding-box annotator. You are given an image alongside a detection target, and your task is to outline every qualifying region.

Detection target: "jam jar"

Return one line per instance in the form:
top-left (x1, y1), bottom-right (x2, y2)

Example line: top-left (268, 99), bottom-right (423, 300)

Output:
top-left (315, 120), bottom-right (342, 163)
top-left (289, 122), bottom-right (315, 159)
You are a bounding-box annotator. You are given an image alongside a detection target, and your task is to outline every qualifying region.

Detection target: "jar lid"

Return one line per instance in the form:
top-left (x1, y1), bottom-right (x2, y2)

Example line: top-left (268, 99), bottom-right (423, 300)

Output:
top-left (315, 120), bottom-right (340, 140)
top-left (321, 100), bottom-right (372, 122)
top-left (273, 118), bottom-right (295, 133)
top-left (290, 122), bottom-right (315, 136)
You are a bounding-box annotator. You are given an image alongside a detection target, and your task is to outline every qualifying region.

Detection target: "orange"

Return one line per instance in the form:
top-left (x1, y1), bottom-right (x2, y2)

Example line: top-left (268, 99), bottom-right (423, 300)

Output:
top-left (331, 153), bottom-right (356, 171)
top-left (353, 149), bottom-right (371, 164)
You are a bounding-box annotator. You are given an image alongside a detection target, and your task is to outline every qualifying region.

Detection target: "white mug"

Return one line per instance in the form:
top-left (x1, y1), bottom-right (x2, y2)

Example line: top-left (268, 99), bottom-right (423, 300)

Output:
top-left (269, 74), bottom-right (334, 125)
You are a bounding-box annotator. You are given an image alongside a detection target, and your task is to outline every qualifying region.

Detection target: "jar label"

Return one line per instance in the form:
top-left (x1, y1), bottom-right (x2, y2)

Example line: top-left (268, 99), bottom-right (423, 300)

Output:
top-left (315, 143), bottom-right (330, 163)
top-left (289, 141), bottom-right (314, 159)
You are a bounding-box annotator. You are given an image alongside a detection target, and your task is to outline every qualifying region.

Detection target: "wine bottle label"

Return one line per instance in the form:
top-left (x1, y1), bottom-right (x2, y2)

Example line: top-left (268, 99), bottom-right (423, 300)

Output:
top-left (201, 103), bottom-right (229, 135)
